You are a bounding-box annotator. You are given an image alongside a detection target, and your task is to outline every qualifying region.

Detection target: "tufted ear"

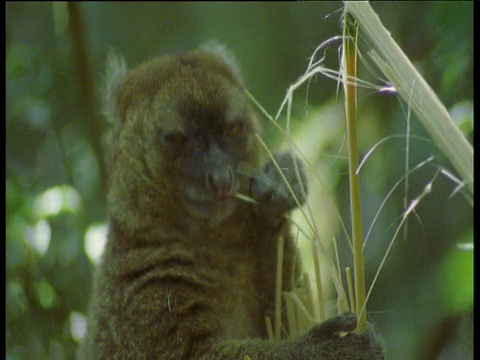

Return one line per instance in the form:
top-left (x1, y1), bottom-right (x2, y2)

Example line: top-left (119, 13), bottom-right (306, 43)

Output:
top-left (102, 48), bottom-right (128, 126)
top-left (201, 41), bottom-right (244, 86)
top-left (101, 48), bottom-right (128, 166)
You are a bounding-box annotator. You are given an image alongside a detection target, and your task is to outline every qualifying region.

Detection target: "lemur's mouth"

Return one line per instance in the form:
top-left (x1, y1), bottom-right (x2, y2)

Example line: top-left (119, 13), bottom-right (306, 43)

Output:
top-left (182, 195), bottom-right (238, 222)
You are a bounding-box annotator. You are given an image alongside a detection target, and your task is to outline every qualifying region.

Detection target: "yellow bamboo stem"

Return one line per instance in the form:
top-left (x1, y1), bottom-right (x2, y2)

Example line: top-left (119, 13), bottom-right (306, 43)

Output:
top-left (342, 14), bottom-right (367, 332)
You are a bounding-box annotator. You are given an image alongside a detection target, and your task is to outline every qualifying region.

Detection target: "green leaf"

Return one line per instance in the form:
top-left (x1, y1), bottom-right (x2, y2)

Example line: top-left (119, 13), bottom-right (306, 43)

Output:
top-left (436, 230), bottom-right (473, 315)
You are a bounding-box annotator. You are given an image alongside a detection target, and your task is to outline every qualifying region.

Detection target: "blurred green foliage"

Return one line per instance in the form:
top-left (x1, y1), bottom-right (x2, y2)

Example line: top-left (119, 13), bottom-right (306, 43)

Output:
top-left (6, 2), bottom-right (472, 359)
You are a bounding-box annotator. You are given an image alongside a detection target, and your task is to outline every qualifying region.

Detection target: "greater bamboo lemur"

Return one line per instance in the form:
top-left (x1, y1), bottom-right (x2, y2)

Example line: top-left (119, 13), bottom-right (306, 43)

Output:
top-left (78, 44), bottom-right (384, 359)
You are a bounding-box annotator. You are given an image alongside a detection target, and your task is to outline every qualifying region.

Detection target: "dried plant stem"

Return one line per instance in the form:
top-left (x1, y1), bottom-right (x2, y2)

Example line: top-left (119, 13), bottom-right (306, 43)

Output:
top-left (344, 1), bottom-right (473, 193)
top-left (345, 267), bottom-right (355, 313)
top-left (265, 316), bottom-right (274, 340)
top-left (342, 14), bottom-right (367, 332)
top-left (302, 272), bottom-right (317, 321)
top-left (312, 245), bottom-right (327, 321)
top-left (284, 294), bottom-right (298, 338)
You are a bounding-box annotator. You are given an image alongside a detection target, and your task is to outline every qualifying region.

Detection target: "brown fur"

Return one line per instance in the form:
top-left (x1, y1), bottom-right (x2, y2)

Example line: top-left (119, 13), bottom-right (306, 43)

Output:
top-left (77, 46), bottom-right (384, 359)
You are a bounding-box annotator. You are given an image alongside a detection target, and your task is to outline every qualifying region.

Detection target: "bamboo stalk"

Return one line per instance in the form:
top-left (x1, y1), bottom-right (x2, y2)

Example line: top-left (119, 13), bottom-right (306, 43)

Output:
top-left (344, 1), bottom-right (473, 193)
top-left (342, 14), bottom-right (367, 332)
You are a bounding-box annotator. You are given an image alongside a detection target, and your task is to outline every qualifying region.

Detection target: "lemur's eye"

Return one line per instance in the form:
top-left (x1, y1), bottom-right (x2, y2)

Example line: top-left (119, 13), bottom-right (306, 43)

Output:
top-left (163, 131), bottom-right (187, 148)
top-left (225, 120), bottom-right (244, 139)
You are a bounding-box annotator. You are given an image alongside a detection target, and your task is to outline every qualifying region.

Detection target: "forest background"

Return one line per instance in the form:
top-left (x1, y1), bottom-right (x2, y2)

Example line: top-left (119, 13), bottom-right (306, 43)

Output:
top-left (6, 2), bottom-right (473, 359)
